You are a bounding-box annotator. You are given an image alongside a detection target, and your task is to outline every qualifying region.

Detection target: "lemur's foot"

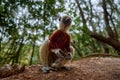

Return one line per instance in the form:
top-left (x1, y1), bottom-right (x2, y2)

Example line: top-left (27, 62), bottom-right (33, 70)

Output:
top-left (41, 67), bottom-right (49, 73)
top-left (41, 67), bottom-right (57, 73)
top-left (61, 66), bottom-right (71, 71)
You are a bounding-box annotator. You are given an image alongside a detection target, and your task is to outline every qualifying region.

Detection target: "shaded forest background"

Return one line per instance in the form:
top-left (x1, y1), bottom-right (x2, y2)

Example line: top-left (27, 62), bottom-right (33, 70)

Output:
top-left (0, 0), bottom-right (120, 66)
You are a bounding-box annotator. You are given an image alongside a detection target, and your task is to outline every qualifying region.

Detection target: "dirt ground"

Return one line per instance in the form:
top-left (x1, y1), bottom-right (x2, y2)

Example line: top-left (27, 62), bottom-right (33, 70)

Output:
top-left (1, 57), bottom-right (120, 80)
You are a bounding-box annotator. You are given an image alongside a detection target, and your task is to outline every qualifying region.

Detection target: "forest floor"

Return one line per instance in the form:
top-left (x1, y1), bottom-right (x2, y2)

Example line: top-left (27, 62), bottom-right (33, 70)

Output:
top-left (1, 57), bottom-right (120, 80)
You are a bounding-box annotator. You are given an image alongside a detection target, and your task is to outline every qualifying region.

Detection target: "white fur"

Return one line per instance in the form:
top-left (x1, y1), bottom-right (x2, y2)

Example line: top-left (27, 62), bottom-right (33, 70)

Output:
top-left (51, 49), bottom-right (64, 57)
top-left (39, 39), bottom-right (50, 67)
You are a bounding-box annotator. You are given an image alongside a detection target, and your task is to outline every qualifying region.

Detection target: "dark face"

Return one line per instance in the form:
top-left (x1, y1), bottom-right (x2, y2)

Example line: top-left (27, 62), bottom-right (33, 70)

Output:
top-left (60, 16), bottom-right (72, 27)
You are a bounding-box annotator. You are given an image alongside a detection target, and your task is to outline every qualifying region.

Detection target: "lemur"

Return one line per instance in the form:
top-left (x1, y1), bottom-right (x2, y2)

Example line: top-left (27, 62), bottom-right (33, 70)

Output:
top-left (39, 15), bottom-right (74, 73)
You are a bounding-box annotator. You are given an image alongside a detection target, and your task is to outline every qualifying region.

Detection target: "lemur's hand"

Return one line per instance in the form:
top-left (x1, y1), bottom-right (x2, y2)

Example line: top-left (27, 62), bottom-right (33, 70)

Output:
top-left (51, 49), bottom-right (64, 58)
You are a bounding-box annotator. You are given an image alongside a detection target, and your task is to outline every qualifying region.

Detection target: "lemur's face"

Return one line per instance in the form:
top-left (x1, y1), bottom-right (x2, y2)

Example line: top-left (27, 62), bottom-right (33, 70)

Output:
top-left (59, 16), bottom-right (72, 27)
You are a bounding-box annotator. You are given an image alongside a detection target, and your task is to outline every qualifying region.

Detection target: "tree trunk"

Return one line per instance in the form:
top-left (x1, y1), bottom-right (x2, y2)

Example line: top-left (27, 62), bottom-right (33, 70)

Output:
top-left (14, 43), bottom-right (24, 64)
top-left (90, 32), bottom-right (120, 52)
top-left (71, 42), bottom-right (82, 56)
top-left (102, 0), bottom-right (115, 38)
top-left (30, 40), bottom-right (35, 65)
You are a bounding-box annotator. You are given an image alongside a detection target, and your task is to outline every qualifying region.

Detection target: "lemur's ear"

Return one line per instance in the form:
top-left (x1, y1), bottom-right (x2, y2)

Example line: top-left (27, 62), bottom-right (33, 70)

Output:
top-left (59, 17), bottom-right (61, 21)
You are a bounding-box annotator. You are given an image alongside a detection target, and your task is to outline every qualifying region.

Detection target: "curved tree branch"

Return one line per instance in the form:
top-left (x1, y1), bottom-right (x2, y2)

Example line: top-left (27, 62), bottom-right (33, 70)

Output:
top-left (75, 0), bottom-right (120, 53)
